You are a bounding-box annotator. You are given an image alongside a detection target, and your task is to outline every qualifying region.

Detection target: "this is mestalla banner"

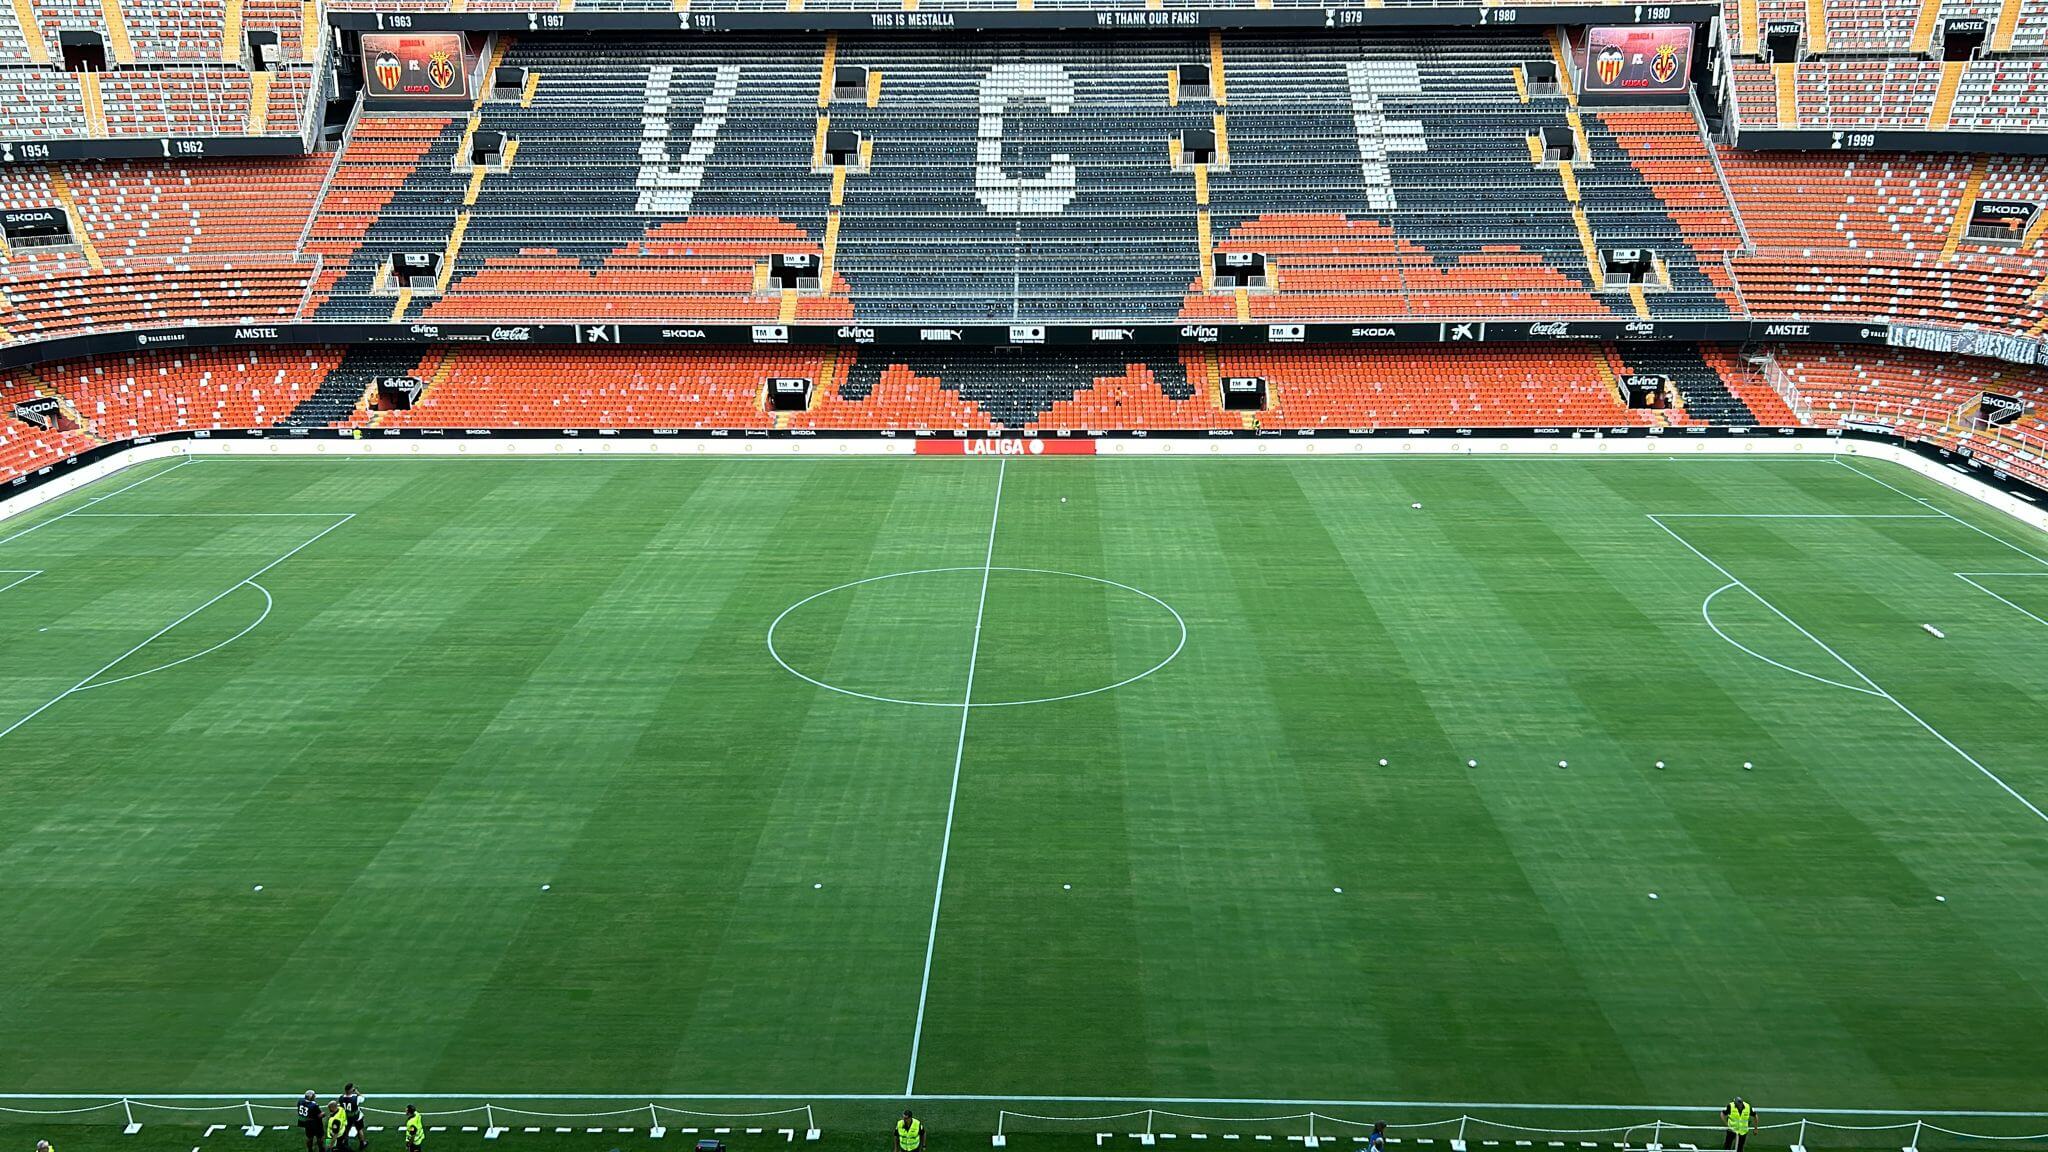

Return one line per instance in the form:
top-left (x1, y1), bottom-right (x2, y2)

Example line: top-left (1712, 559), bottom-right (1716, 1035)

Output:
top-left (1581, 25), bottom-right (1694, 95)
top-left (362, 32), bottom-right (469, 101)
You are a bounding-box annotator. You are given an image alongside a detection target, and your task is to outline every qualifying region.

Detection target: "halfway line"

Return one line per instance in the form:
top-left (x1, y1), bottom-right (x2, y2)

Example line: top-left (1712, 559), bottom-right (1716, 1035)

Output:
top-left (905, 456), bottom-right (1006, 1096)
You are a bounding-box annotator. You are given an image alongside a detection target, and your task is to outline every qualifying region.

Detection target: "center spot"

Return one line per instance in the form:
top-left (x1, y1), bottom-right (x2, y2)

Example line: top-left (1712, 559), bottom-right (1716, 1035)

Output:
top-left (767, 567), bottom-right (1185, 707)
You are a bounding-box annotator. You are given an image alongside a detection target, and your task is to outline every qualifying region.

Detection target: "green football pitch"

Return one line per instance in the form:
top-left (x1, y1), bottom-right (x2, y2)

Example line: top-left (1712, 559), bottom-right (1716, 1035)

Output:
top-left (4, 451), bottom-right (2048, 1137)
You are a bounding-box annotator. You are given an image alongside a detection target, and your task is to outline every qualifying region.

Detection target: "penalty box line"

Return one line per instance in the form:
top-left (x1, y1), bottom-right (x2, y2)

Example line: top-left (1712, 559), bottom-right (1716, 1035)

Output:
top-left (0, 456), bottom-right (195, 548)
top-left (0, 511), bottom-right (357, 744)
top-left (1647, 514), bottom-right (2048, 827)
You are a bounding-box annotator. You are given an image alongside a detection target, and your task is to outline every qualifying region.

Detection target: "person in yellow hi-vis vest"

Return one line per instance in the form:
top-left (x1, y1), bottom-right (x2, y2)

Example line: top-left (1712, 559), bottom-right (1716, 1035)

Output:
top-left (403, 1106), bottom-right (427, 1152)
top-left (894, 1110), bottom-right (925, 1152)
top-left (35, 1140), bottom-right (52, 1152)
top-left (1721, 1098), bottom-right (1755, 1152)
top-left (325, 1102), bottom-right (349, 1150)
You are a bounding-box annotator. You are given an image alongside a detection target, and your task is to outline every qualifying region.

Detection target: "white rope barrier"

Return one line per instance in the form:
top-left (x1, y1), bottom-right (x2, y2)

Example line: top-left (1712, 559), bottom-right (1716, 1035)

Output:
top-left (987, 1108), bottom-right (2048, 1148)
top-left (4, 1095), bottom-right (2047, 1149)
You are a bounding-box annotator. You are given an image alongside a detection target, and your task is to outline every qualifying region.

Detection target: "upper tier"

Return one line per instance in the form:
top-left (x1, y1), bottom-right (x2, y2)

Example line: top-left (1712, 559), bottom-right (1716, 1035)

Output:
top-left (0, 0), bottom-right (321, 152)
top-left (1, 29), bottom-right (2047, 362)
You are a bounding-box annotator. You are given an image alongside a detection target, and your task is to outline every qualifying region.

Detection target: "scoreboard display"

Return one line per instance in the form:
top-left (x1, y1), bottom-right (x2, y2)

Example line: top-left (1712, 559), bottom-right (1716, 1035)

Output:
top-left (1578, 25), bottom-right (1694, 96)
top-left (361, 33), bottom-right (470, 101)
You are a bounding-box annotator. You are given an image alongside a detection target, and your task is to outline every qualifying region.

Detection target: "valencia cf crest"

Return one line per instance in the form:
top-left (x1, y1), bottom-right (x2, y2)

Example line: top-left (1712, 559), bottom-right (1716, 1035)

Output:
top-left (374, 52), bottom-right (402, 91)
top-left (1595, 46), bottom-right (1626, 87)
top-left (428, 50), bottom-right (456, 90)
top-left (1651, 43), bottom-right (1679, 85)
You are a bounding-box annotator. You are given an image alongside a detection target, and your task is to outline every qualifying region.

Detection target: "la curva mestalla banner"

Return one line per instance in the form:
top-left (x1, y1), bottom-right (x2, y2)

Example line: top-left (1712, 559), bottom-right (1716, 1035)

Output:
top-left (361, 32), bottom-right (470, 101)
top-left (1580, 25), bottom-right (1693, 95)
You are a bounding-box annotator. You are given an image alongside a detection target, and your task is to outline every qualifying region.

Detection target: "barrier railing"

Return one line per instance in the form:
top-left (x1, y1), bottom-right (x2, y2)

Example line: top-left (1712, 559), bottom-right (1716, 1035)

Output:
top-left (989, 1109), bottom-right (2048, 1152)
top-left (0, 1097), bottom-right (821, 1142)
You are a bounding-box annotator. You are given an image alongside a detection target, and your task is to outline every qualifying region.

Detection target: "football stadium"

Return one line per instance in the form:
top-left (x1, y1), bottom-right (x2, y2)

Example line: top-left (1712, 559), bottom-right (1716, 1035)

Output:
top-left (4, 3), bottom-right (2048, 1152)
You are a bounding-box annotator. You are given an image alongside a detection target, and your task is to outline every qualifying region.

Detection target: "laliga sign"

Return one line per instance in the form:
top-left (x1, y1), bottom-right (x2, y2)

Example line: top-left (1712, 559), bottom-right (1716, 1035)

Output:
top-left (916, 438), bottom-right (1097, 455)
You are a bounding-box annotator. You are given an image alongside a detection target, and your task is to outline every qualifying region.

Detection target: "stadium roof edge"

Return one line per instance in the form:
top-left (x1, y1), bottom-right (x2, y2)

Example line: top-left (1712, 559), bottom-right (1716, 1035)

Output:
top-left (325, 3), bottom-right (1718, 33)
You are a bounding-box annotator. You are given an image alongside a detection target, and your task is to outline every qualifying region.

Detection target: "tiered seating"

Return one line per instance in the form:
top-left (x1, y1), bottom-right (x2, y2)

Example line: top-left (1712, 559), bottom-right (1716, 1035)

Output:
top-left (0, 0), bottom-right (314, 143)
top-left (26, 0), bottom-right (112, 46)
top-left (244, 0), bottom-right (312, 61)
top-left (1948, 60), bottom-right (2048, 131)
top-left (371, 347), bottom-right (820, 429)
top-left (1732, 56), bottom-right (2048, 135)
top-left (0, 72), bottom-right (87, 137)
top-left (1730, 60), bottom-right (1943, 130)
top-left (0, 156), bottom-right (324, 345)
top-left (1193, 34), bottom-right (1734, 321)
top-left (302, 116), bottom-right (456, 309)
top-left (41, 346), bottom-right (345, 436)
top-left (798, 349), bottom-right (1207, 429)
top-left (796, 360), bottom-right (995, 430)
top-left (1, 258), bottom-right (311, 340)
top-left (120, 0), bottom-right (226, 62)
top-left (1818, 0), bottom-right (1921, 52)
top-left (0, 340), bottom-right (1820, 486)
top-left (1718, 148), bottom-right (2048, 333)
top-left (305, 31), bottom-right (1740, 325)
top-left (0, 374), bottom-right (100, 478)
top-left (313, 36), bottom-right (840, 322)
top-left (1777, 342), bottom-right (2048, 485)
top-left (1220, 345), bottom-right (1684, 428)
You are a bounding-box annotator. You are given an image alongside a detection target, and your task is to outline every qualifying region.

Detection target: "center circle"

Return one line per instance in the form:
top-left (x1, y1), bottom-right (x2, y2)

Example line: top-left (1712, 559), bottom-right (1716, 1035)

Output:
top-left (766, 567), bottom-right (1186, 708)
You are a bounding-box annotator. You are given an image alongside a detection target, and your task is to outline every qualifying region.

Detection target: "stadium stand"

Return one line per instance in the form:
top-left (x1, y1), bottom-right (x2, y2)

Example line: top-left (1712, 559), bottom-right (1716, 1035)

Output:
top-left (0, 0), bottom-right (317, 143)
top-left (295, 31), bottom-right (1742, 324)
top-left (0, 342), bottom-right (1801, 481)
top-left (0, 155), bottom-right (326, 344)
top-left (1780, 341), bottom-right (2048, 484)
top-left (1716, 148), bottom-right (2048, 335)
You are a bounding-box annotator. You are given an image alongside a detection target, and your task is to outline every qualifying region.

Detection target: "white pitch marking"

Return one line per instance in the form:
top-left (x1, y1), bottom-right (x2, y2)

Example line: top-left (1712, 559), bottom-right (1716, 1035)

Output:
top-left (73, 581), bottom-right (273, 693)
top-left (1646, 508), bottom-right (1949, 512)
top-left (1955, 573), bottom-right (2048, 630)
top-left (555, 1128), bottom-right (571, 1134)
top-left (1837, 458), bottom-right (2048, 568)
top-left (906, 457), bottom-right (1005, 1096)
top-left (524, 1128), bottom-right (540, 1133)
top-left (463, 1126), bottom-right (479, 1132)
top-left (0, 513), bottom-right (353, 743)
top-left (587, 1127), bottom-right (604, 1133)
top-left (1651, 514), bottom-right (2048, 826)
top-left (67, 508), bottom-right (364, 512)
top-left (0, 456), bottom-right (194, 549)
top-left (1700, 582), bottom-right (1879, 696)
top-left (0, 569), bottom-right (41, 594)
top-left (204, 1126), bottom-right (225, 1138)
top-left (768, 564), bottom-right (1185, 710)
